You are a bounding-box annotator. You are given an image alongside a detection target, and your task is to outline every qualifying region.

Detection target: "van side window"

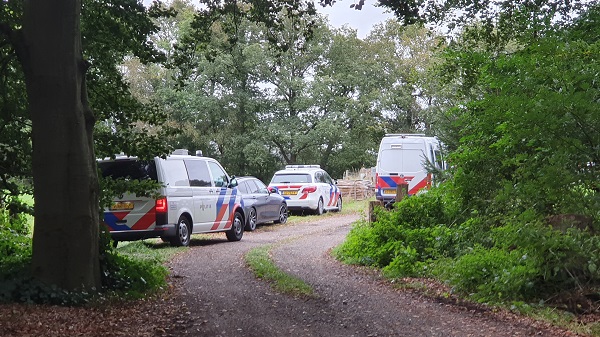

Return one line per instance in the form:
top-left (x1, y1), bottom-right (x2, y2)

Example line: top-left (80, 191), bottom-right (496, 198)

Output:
top-left (208, 161), bottom-right (229, 187)
top-left (184, 160), bottom-right (212, 187)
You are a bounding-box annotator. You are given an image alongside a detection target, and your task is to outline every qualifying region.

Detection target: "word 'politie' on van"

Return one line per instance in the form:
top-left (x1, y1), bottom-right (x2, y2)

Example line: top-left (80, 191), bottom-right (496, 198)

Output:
top-left (375, 134), bottom-right (445, 203)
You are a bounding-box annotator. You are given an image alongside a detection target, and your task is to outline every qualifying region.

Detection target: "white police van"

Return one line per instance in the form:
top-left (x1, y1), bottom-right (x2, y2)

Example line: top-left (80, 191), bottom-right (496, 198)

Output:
top-left (98, 149), bottom-right (245, 246)
top-left (269, 165), bottom-right (342, 215)
top-left (375, 134), bottom-right (445, 203)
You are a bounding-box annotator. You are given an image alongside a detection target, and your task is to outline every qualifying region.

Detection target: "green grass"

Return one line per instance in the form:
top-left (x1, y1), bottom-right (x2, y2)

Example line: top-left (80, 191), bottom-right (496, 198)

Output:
top-left (116, 239), bottom-right (187, 263)
top-left (510, 303), bottom-right (600, 337)
top-left (342, 197), bottom-right (371, 214)
top-left (245, 245), bottom-right (314, 297)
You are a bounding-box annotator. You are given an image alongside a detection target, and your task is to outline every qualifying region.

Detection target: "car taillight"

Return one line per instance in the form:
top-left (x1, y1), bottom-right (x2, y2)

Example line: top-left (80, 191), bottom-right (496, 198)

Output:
top-left (302, 186), bottom-right (317, 193)
top-left (156, 198), bottom-right (168, 213)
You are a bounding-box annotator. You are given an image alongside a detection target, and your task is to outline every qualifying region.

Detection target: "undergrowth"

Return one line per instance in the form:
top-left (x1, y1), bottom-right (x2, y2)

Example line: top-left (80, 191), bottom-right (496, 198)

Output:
top-left (0, 210), bottom-right (175, 305)
top-left (333, 186), bottom-right (600, 328)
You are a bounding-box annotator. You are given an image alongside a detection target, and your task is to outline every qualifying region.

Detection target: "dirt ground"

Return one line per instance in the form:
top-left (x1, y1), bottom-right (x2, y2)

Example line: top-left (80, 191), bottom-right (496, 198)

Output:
top-left (0, 212), bottom-right (590, 336)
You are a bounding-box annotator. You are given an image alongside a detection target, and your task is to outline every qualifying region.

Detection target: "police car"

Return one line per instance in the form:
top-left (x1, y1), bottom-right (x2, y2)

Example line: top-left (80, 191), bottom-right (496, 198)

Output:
top-left (98, 149), bottom-right (245, 246)
top-left (268, 165), bottom-right (342, 215)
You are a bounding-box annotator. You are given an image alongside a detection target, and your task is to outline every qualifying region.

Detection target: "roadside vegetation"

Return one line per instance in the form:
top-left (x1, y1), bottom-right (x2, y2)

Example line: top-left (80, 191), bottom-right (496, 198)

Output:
top-left (333, 5), bottom-right (600, 335)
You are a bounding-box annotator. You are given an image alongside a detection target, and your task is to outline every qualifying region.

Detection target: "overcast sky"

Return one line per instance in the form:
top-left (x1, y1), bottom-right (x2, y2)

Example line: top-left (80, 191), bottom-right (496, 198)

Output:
top-left (317, 1), bottom-right (395, 38)
top-left (143, 0), bottom-right (395, 39)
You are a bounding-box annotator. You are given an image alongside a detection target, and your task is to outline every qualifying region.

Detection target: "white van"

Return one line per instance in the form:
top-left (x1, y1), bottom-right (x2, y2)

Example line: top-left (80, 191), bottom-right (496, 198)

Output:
top-left (375, 134), bottom-right (444, 203)
top-left (98, 149), bottom-right (245, 246)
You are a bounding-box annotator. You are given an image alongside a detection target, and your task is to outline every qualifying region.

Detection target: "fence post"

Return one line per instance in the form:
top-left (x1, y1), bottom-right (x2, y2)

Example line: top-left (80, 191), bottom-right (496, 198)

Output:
top-left (368, 200), bottom-right (383, 223)
top-left (396, 182), bottom-right (408, 203)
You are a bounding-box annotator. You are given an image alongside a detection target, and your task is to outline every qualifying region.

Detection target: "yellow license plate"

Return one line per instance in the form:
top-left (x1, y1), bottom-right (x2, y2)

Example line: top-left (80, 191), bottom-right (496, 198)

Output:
top-left (110, 201), bottom-right (134, 211)
top-left (282, 190), bottom-right (298, 196)
top-left (383, 189), bottom-right (396, 195)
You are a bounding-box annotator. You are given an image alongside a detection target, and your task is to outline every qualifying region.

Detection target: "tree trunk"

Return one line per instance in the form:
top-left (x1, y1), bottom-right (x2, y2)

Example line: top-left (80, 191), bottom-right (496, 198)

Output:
top-left (21, 0), bottom-right (100, 291)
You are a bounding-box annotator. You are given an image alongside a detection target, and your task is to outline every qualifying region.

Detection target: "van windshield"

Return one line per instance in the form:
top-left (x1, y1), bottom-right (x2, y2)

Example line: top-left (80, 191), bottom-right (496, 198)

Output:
top-left (271, 173), bottom-right (312, 184)
top-left (98, 160), bottom-right (158, 181)
top-left (379, 149), bottom-right (425, 173)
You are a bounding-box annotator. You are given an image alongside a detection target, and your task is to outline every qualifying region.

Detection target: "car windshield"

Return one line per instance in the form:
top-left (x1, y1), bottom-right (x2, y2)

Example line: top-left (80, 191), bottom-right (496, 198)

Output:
top-left (98, 160), bottom-right (158, 181)
top-left (271, 173), bottom-right (312, 183)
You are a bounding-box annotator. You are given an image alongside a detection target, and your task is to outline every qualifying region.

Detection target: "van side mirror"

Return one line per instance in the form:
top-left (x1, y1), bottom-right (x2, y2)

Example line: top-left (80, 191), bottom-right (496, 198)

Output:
top-left (229, 176), bottom-right (238, 188)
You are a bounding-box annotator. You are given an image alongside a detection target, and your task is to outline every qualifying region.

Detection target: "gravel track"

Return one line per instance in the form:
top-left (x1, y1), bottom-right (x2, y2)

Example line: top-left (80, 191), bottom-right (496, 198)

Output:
top-left (168, 212), bottom-right (569, 337)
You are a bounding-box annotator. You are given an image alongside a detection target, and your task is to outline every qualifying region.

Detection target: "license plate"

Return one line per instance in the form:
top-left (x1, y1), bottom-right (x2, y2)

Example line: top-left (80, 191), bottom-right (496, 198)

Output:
top-left (282, 190), bottom-right (298, 196)
top-left (383, 189), bottom-right (396, 195)
top-left (110, 201), bottom-right (134, 211)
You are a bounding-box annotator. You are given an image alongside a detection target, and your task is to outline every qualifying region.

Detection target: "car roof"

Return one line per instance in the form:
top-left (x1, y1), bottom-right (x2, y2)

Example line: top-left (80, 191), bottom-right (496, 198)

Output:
top-left (274, 165), bottom-right (324, 174)
top-left (236, 176), bottom-right (259, 181)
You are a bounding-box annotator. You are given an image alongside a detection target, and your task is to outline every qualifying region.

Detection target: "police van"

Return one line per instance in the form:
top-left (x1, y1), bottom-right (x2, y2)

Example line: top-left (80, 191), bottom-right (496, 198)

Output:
top-left (375, 134), bottom-right (444, 203)
top-left (98, 149), bottom-right (245, 246)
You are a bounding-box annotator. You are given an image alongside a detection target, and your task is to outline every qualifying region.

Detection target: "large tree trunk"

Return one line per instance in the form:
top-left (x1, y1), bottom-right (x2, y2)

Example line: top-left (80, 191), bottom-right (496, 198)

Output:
top-left (21, 0), bottom-right (100, 290)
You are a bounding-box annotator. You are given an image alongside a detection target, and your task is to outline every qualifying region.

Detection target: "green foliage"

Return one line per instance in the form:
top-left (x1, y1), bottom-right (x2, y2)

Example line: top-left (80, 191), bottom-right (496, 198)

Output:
top-left (99, 176), bottom-right (162, 210)
top-left (0, 206), bottom-right (171, 304)
top-left (437, 245), bottom-right (540, 303)
top-left (335, 187), bottom-right (461, 275)
top-left (0, 211), bottom-right (31, 274)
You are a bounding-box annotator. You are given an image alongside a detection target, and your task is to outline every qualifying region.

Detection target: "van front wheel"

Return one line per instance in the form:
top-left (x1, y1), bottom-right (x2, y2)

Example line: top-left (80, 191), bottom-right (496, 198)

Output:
top-left (226, 211), bottom-right (244, 242)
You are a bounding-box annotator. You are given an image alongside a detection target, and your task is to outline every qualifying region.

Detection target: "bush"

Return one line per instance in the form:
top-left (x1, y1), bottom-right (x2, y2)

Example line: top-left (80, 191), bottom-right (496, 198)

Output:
top-left (435, 245), bottom-right (540, 303)
top-left (0, 209), bottom-right (169, 304)
top-left (335, 187), bottom-right (460, 276)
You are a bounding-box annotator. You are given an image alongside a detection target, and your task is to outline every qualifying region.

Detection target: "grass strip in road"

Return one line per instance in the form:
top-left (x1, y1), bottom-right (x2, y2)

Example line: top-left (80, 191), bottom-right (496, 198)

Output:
top-left (245, 245), bottom-right (315, 298)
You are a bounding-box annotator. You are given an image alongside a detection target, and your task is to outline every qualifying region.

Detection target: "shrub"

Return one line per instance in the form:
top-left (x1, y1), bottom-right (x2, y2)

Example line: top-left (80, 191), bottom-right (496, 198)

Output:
top-left (436, 245), bottom-right (540, 303)
top-left (335, 187), bottom-right (460, 275)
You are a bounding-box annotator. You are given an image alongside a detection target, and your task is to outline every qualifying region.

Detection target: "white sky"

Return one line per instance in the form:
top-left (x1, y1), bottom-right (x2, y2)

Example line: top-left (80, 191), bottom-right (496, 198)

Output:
top-left (143, 0), bottom-right (395, 39)
top-left (317, 1), bottom-right (396, 38)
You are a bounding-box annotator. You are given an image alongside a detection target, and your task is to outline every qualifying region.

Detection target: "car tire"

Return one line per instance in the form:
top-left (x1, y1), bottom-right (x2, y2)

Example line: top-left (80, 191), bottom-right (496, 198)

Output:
top-left (333, 197), bottom-right (342, 212)
top-left (315, 198), bottom-right (324, 215)
top-left (226, 211), bottom-right (244, 242)
top-left (170, 215), bottom-right (191, 247)
top-left (245, 208), bottom-right (257, 231)
top-left (274, 203), bottom-right (288, 224)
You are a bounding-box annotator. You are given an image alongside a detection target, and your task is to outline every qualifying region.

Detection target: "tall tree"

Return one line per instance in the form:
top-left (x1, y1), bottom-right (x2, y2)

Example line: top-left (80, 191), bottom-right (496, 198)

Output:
top-left (0, 0), bottom-right (170, 291)
top-left (21, 0), bottom-right (100, 290)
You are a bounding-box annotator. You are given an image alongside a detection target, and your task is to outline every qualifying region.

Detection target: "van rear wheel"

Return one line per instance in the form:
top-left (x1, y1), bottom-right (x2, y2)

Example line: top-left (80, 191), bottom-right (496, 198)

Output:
top-left (170, 215), bottom-right (191, 247)
top-left (226, 211), bottom-right (244, 242)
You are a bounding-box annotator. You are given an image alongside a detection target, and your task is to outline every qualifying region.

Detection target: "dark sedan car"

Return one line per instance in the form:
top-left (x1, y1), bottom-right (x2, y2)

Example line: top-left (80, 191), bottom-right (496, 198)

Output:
top-left (237, 176), bottom-right (288, 231)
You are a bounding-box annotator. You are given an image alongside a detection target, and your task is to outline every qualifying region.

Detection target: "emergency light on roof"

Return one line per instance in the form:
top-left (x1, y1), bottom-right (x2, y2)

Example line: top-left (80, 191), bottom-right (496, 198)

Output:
top-left (285, 165), bottom-right (320, 169)
top-left (172, 149), bottom-right (189, 155)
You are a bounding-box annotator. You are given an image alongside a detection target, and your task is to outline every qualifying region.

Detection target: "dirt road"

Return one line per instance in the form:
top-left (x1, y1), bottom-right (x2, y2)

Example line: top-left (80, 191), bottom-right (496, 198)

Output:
top-left (168, 212), bottom-right (568, 337)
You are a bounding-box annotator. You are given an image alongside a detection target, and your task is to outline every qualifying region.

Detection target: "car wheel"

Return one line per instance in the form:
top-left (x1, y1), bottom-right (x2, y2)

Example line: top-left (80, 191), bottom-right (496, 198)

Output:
top-left (333, 197), bottom-right (342, 212)
top-left (170, 215), bottom-right (191, 247)
top-left (245, 207), bottom-right (257, 231)
top-left (226, 211), bottom-right (244, 242)
top-left (315, 198), bottom-right (324, 215)
top-left (274, 203), bottom-right (288, 224)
